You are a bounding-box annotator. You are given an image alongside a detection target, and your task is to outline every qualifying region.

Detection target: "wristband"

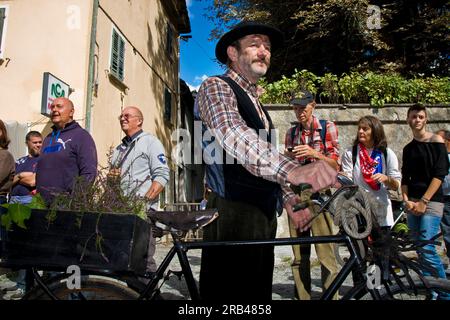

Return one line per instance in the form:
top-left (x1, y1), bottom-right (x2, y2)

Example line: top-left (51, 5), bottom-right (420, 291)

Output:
top-left (420, 197), bottom-right (430, 204)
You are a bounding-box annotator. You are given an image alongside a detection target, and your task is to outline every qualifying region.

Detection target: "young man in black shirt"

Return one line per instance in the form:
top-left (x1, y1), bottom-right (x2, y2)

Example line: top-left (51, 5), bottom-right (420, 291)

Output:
top-left (401, 104), bottom-right (449, 299)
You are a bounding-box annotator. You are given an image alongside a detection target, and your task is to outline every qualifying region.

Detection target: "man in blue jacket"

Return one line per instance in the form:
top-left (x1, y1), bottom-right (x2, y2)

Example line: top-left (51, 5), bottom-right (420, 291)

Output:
top-left (36, 97), bottom-right (98, 205)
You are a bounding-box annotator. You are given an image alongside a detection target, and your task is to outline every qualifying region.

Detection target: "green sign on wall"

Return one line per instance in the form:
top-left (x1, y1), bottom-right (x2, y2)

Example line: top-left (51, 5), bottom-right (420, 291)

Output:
top-left (41, 72), bottom-right (70, 116)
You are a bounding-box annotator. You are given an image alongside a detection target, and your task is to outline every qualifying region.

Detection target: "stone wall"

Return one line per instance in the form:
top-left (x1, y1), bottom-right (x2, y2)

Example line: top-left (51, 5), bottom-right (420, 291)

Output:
top-left (267, 104), bottom-right (450, 167)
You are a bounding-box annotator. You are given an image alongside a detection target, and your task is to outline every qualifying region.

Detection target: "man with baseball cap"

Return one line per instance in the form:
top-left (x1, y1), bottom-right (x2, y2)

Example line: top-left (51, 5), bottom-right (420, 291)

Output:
top-left (285, 90), bottom-right (340, 300)
top-left (196, 21), bottom-right (338, 300)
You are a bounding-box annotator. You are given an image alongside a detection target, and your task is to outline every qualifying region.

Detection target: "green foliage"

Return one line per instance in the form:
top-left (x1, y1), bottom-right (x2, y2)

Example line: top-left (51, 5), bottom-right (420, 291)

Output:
top-left (259, 70), bottom-right (450, 107)
top-left (0, 194), bottom-right (47, 230)
top-left (204, 0), bottom-right (449, 79)
top-left (1, 203), bottom-right (31, 230)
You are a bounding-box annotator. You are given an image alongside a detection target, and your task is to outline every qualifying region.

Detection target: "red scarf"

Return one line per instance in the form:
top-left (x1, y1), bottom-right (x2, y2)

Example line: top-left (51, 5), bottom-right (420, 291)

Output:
top-left (359, 143), bottom-right (380, 190)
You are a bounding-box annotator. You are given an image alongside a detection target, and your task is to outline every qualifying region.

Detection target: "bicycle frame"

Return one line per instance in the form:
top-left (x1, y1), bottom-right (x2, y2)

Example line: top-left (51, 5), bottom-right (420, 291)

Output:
top-left (138, 232), bottom-right (378, 301)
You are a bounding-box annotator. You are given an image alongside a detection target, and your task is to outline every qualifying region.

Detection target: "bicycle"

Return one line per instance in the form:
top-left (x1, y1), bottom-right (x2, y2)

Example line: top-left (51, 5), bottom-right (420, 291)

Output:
top-left (4, 175), bottom-right (450, 300)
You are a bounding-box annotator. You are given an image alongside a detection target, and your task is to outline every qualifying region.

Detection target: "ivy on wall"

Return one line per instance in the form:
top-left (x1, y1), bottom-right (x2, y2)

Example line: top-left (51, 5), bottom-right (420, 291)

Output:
top-left (259, 69), bottom-right (450, 107)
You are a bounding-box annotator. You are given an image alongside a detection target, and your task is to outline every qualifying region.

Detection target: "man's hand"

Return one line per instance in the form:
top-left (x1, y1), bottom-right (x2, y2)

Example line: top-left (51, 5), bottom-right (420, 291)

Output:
top-left (287, 160), bottom-right (338, 193)
top-left (107, 168), bottom-right (121, 180)
top-left (371, 173), bottom-right (388, 184)
top-left (145, 181), bottom-right (164, 201)
top-left (292, 145), bottom-right (319, 159)
top-left (284, 196), bottom-right (312, 232)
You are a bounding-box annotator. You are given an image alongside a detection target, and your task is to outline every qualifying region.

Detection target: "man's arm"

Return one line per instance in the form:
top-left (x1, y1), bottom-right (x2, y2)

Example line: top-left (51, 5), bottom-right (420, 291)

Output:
top-left (320, 121), bottom-right (340, 170)
top-left (76, 132), bottom-right (98, 182)
top-left (145, 137), bottom-right (170, 201)
top-left (145, 181), bottom-right (165, 201)
top-left (15, 172), bottom-right (36, 187)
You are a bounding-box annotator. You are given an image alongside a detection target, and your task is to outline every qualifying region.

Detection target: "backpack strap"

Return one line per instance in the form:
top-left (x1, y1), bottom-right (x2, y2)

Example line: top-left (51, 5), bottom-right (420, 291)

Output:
top-left (319, 119), bottom-right (327, 147)
top-left (290, 124), bottom-right (299, 146)
top-left (352, 144), bottom-right (358, 166)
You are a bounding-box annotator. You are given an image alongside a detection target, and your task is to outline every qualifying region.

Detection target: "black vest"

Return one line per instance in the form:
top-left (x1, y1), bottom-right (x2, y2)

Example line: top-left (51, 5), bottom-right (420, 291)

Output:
top-left (218, 76), bottom-right (282, 219)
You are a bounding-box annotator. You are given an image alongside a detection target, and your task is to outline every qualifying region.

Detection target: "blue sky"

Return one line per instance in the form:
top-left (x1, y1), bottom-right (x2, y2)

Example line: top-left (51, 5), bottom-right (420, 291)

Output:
top-left (181, 0), bottom-right (224, 92)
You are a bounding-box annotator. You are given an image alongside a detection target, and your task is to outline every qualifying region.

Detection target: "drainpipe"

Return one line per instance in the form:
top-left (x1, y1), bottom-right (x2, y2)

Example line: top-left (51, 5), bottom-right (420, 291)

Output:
top-left (85, 0), bottom-right (99, 132)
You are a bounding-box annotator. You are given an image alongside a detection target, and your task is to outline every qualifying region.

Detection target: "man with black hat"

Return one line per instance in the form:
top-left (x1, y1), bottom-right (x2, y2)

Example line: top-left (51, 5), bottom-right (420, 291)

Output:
top-left (284, 91), bottom-right (340, 300)
top-left (196, 21), bottom-right (338, 300)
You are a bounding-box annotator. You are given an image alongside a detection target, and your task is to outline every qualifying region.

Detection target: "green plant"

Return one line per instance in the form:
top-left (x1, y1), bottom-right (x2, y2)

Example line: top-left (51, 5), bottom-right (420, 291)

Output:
top-left (259, 70), bottom-right (450, 107)
top-left (1, 194), bottom-right (47, 230)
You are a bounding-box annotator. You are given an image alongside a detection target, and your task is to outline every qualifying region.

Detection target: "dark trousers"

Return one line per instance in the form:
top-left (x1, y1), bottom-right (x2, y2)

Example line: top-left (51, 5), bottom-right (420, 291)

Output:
top-left (199, 192), bottom-right (277, 301)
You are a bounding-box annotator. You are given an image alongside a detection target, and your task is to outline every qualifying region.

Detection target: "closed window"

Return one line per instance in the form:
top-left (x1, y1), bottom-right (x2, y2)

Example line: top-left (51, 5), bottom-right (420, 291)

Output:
top-left (166, 22), bottom-right (173, 58)
top-left (164, 87), bottom-right (172, 122)
top-left (0, 6), bottom-right (9, 57)
top-left (110, 27), bottom-right (125, 82)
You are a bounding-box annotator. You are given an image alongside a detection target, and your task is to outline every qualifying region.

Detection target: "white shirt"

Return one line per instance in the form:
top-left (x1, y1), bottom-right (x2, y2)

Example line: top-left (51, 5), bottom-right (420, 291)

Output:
top-left (341, 146), bottom-right (401, 227)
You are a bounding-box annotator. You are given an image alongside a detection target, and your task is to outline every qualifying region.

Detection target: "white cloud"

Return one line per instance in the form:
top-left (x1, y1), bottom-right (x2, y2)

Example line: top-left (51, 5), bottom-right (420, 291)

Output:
top-left (194, 74), bottom-right (208, 83)
top-left (186, 0), bottom-right (194, 19)
top-left (187, 82), bottom-right (200, 92)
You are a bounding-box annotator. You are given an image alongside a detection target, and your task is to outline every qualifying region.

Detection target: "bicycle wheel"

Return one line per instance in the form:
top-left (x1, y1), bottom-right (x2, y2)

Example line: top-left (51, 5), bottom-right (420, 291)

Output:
top-left (358, 276), bottom-right (450, 300)
top-left (24, 274), bottom-right (140, 300)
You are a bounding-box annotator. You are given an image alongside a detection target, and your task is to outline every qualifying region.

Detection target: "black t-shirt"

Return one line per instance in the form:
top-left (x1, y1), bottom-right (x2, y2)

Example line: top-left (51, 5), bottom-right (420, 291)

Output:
top-left (401, 139), bottom-right (449, 203)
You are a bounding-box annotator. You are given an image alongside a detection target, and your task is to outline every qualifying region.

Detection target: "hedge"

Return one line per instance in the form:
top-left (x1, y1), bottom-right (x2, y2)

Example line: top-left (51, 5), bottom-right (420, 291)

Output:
top-left (259, 70), bottom-right (450, 107)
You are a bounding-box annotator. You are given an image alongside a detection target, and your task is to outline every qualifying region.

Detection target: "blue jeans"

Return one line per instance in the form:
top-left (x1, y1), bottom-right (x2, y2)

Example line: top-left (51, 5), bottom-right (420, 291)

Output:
top-left (441, 197), bottom-right (450, 259)
top-left (9, 195), bottom-right (33, 205)
top-left (408, 211), bottom-right (450, 300)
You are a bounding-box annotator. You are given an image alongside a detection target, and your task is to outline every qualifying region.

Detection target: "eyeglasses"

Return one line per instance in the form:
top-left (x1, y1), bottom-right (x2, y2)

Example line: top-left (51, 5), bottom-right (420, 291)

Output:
top-left (118, 114), bottom-right (140, 121)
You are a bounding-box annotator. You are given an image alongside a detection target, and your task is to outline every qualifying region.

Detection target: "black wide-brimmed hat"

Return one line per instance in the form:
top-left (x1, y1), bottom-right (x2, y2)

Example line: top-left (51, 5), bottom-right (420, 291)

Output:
top-left (215, 21), bottom-right (284, 64)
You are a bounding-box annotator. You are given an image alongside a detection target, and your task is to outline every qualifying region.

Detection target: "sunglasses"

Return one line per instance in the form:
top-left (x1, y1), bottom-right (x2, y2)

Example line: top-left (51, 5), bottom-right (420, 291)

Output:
top-left (118, 114), bottom-right (140, 121)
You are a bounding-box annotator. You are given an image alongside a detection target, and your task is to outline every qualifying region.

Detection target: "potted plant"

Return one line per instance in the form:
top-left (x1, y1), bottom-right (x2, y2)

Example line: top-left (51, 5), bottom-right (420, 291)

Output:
top-left (0, 168), bottom-right (152, 275)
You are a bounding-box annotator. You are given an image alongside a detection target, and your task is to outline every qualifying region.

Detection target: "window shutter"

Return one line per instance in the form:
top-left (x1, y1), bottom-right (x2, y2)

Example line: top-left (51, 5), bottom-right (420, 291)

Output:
top-left (118, 36), bottom-right (125, 81)
top-left (0, 8), bottom-right (6, 54)
top-left (110, 28), bottom-right (125, 81)
top-left (166, 23), bottom-right (173, 56)
top-left (164, 88), bottom-right (172, 122)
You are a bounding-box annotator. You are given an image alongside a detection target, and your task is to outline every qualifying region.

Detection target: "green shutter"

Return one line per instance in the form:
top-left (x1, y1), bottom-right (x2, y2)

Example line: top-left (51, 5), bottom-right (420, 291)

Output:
top-left (110, 28), bottom-right (125, 81)
top-left (0, 8), bottom-right (6, 54)
top-left (118, 36), bottom-right (125, 81)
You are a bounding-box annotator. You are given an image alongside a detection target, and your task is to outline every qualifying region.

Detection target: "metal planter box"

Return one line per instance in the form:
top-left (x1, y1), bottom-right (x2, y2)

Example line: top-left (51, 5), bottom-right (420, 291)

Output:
top-left (1, 209), bottom-right (150, 274)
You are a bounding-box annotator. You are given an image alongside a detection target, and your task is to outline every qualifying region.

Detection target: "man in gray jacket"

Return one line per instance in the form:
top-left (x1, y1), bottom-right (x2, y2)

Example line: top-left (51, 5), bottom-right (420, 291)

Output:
top-left (111, 106), bottom-right (170, 274)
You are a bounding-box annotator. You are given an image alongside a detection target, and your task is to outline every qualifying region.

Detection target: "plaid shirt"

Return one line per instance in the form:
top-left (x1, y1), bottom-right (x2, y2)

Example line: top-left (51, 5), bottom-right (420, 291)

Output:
top-left (284, 116), bottom-right (340, 164)
top-left (197, 69), bottom-right (298, 203)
